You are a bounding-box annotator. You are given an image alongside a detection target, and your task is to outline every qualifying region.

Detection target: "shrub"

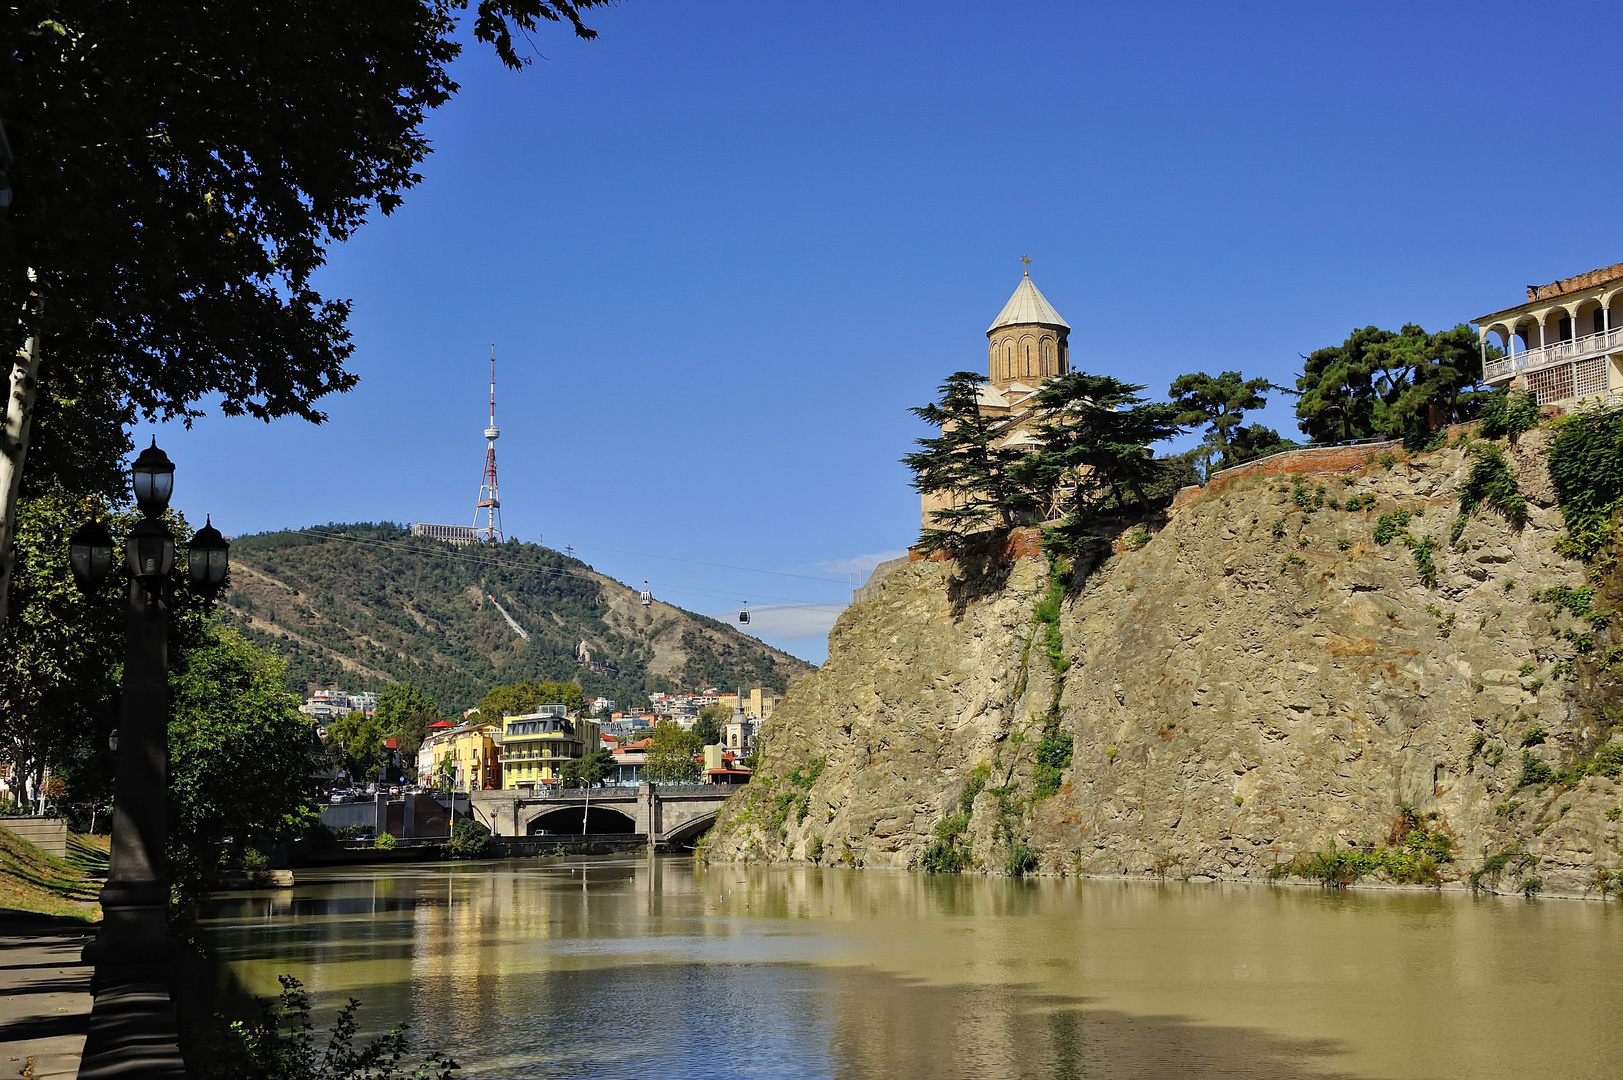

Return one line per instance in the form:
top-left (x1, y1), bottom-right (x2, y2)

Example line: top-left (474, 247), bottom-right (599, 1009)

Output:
top-left (960, 764), bottom-right (991, 814)
top-left (1520, 727), bottom-right (1547, 747)
top-left (1373, 510), bottom-right (1411, 545)
top-left (1032, 720), bottom-right (1074, 800)
top-left (374, 832), bottom-right (398, 850)
top-left (242, 848), bottom-right (270, 873)
top-left (1004, 841), bottom-right (1039, 877)
top-left (1517, 751), bottom-right (1553, 788)
top-left (1477, 388), bottom-right (1540, 443)
top-left (1548, 407), bottom-right (1623, 562)
top-left (447, 818), bottom-right (493, 859)
top-left (1406, 535), bottom-right (1439, 588)
top-left (1455, 442), bottom-right (1527, 543)
top-left (1521, 877), bottom-right (1544, 898)
top-left (201, 975), bottom-right (457, 1080)
top-left (807, 836), bottom-right (824, 862)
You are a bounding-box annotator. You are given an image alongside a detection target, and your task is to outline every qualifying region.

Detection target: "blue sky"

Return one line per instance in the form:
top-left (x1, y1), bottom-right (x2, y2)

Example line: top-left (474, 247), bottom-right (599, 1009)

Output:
top-left (158, 1), bottom-right (1623, 664)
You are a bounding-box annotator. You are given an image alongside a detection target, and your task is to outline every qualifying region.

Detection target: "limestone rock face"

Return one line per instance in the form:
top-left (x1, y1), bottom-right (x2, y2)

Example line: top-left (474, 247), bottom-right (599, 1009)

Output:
top-left (704, 444), bottom-right (1623, 898)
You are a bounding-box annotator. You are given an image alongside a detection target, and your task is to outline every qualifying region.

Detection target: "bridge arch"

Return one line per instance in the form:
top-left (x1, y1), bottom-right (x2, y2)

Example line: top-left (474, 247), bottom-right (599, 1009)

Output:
top-left (662, 811), bottom-right (717, 848)
top-left (526, 805), bottom-right (637, 835)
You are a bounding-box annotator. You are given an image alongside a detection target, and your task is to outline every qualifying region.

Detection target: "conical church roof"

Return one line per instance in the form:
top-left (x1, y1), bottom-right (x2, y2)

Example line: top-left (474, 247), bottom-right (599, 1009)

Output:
top-left (987, 272), bottom-right (1070, 333)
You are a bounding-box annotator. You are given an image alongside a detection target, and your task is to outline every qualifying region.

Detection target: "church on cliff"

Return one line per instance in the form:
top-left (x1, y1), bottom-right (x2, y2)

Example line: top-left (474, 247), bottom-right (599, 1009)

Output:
top-left (920, 266), bottom-right (1074, 528)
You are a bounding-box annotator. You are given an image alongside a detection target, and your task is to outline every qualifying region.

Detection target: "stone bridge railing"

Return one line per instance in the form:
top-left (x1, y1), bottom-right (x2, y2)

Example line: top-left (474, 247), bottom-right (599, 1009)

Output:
top-left (470, 781), bottom-right (739, 846)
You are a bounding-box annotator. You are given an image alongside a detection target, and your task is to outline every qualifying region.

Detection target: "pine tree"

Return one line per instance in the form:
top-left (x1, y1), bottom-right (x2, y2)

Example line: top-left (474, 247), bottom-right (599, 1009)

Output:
top-left (903, 372), bottom-right (1036, 552)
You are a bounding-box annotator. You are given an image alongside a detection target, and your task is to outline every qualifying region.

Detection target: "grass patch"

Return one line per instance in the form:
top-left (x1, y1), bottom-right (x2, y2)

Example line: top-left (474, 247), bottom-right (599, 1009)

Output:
top-left (1282, 805), bottom-right (1454, 887)
top-left (0, 826), bottom-right (101, 921)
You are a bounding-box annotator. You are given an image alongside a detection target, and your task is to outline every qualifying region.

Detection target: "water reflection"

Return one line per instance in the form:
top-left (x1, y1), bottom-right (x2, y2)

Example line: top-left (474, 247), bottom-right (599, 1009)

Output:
top-left (201, 857), bottom-right (1623, 1079)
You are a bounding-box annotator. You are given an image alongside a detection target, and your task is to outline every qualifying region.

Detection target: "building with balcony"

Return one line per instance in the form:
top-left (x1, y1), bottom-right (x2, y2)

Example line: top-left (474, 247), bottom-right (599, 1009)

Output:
top-left (1477, 263), bottom-right (1623, 407)
top-left (499, 705), bottom-right (602, 793)
top-left (416, 720), bottom-right (502, 791)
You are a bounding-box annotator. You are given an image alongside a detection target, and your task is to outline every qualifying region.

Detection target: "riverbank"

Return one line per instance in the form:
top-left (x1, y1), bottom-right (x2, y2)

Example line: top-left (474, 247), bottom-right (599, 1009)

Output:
top-left (0, 827), bottom-right (103, 922)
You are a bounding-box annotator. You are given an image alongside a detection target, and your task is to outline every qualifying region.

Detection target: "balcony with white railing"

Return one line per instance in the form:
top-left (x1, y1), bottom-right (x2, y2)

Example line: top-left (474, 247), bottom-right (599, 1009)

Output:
top-left (1483, 326), bottom-right (1623, 383)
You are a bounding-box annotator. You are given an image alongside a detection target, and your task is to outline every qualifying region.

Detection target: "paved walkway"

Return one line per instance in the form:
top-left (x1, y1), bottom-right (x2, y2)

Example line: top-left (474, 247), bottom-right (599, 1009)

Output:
top-left (0, 916), bottom-right (93, 1080)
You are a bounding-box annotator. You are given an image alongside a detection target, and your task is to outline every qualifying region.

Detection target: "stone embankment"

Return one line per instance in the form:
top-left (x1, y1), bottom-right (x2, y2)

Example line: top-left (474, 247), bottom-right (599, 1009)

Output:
top-left (706, 436), bottom-right (1623, 897)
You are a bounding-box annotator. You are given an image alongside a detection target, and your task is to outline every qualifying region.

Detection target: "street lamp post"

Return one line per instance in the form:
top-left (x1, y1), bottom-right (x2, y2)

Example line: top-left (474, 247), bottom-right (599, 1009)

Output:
top-left (69, 440), bottom-right (228, 982)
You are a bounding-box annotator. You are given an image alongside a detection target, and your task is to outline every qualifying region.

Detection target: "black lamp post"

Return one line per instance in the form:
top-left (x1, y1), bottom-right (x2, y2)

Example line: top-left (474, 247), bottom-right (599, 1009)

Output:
top-left (70, 439), bottom-right (228, 985)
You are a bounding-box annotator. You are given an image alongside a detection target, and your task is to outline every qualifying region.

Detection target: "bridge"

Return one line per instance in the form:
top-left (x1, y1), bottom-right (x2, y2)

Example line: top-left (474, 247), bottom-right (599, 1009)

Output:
top-left (469, 782), bottom-right (737, 849)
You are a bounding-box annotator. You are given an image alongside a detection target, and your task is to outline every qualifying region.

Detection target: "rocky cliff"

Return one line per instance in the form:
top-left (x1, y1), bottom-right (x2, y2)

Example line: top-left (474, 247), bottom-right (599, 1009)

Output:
top-left (705, 435), bottom-right (1623, 898)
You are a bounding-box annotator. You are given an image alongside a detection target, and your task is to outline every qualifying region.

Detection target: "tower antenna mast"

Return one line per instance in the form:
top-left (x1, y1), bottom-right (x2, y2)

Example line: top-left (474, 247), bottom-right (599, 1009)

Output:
top-left (474, 345), bottom-right (503, 542)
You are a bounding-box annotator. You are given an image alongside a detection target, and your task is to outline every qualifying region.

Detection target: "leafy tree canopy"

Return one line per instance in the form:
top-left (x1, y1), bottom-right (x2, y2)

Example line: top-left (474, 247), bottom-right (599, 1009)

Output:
top-left (1168, 371), bottom-right (1276, 475)
top-left (324, 711), bottom-right (388, 784)
top-left (0, 0), bottom-right (610, 500)
top-left (169, 623), bottom-right (317, 903)
top-left (372, 682), bottom-right (445, 760)
top-left (477, 678), bottom-right (585, 719)
top-left (1294, 324), bottom-right (1489, 444)
top-left (693, 703), bottom-right (729, 747)
top-left (644, 721), bottom-right (702, 784)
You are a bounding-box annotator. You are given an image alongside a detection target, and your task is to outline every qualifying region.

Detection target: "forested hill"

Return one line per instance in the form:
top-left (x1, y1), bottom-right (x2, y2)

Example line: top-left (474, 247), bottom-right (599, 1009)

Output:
top-left (219, 523), bottom-right (814, 713)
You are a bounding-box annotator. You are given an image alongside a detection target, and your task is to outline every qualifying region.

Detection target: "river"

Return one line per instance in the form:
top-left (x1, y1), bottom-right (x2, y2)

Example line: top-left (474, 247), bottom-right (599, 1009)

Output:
top-left (200, 855), bottom-right (1623, 1079)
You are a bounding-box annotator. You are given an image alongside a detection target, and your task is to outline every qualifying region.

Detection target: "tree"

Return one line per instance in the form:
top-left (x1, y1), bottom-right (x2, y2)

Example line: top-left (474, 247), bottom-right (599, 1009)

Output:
top-left (1024, 373), bottom-right (1185, 537)
top-left (1293, 323), bottom-right (1490, 444)
top-left (693, 703), bottom-right (729, 747)
top-left (903, 371), bottom-right (1038, 552)
top-left (644, 722), bottom-right (702, 784)
top-left (168, 623), bottom-right (318, 904)
top-left (0, 0), bottom-right (612, 628)
top-left (324, 711), bottom-right (387, 783)
top-left (373, 682), bottom-right (445, 762)
top-left (561, 747), bottom-right (613, 789)
top-left (477, 679), bottom-right (585, 719)
top-left (1169, 371), bottom-right (1276, 476)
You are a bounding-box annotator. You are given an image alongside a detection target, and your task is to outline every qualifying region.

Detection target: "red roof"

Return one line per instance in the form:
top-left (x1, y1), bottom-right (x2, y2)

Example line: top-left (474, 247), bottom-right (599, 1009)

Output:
top-left (384, 738), bottom-right (398, 749)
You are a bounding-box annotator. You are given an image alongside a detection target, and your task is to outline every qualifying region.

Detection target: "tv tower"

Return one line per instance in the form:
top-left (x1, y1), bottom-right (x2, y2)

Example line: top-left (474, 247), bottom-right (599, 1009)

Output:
top-left (473, 345), bottom-right (503, 542)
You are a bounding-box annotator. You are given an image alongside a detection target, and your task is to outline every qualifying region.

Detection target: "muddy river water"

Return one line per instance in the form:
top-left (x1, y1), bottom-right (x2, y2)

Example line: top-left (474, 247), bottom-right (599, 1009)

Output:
top-left (200, 855), bottom-right (1623, 1079)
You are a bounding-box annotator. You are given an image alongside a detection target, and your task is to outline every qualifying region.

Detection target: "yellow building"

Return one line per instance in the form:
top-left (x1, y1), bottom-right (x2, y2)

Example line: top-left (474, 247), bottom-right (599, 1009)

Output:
top-left (416, 720), bottom-right (503, 791)
top-left (499, 706), bottom-right (602, 793)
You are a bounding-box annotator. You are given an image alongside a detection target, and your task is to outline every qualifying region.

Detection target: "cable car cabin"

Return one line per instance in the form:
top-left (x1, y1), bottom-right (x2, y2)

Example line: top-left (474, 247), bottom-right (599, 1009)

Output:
top-left (738, 606), bottom-right (750, 625)
top-left (640, 582), bottom-right (652, 606)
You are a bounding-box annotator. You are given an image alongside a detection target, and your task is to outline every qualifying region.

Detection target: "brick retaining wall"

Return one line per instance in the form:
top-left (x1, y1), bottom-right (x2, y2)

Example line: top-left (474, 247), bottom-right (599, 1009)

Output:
top-left (1172, 440), bottom-right (1405, 509)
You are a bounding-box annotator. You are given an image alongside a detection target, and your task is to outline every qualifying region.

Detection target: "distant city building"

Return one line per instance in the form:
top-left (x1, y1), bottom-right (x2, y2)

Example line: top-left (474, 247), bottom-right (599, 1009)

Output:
top-left (417, 720), bottom-right (502, 791)
top-left (299, 687), bottom-right (377, 721)
top-left (411, 522), bottom-right (480, 545)
top-left (499, 705), bottom-right (602, 794)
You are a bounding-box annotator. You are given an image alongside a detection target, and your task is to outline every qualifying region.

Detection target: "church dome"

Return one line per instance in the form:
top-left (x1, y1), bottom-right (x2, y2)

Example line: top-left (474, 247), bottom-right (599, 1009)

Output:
top-left (987, 272), bottom-right (1070, 334)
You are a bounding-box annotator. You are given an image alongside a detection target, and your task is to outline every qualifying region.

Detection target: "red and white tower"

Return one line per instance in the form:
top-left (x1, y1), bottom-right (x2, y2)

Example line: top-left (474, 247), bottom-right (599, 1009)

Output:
top-left (473, 346), bottom-right (503, 542)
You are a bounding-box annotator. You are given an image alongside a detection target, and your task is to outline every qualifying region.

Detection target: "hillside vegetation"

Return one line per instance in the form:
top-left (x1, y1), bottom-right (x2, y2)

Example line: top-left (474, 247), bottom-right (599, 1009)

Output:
top-left (221, 524), bottom-right (812, 712)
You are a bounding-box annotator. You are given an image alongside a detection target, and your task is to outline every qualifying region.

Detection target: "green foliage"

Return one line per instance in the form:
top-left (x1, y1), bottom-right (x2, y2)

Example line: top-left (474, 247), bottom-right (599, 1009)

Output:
top-left (1344, 493), bottom-right (1377, 511)
top-left (1533, 585), bottom-right (1611, 628)
top-left (1294, 324), bottom-right (1488, 443)
top-left (372, 683), bottom-right (446, 763)
top-left (479, 679), bottom-right (586, 719)
top-left (644, 721), bottom-right (702, 784)
top-left (786, 757), bottom-right (826, 790)
top-left (447, 819), bottom-right (494, 859)
top-left (1477, 388), bottom-right (1541, 444)
top-left (1453, 442), bottom-right (1527, 545)
top-left (1406, 535), bottom-right (1439, 589)
top-left (1517, 751), bottom-right (1553, 788)
top-left (1271, 519), bottom-right (1286, 539)
top-left (1168, 370), bottom-right (1277, 477)
top-left (169, 623), bottom-right (318, 904)
top-left (807, 836), bottom-right (824, 861)
top-left (373, 832), bottom-right (397, 850)
top-left (201, 975), bottom-right (457, 1080)
top-left (1520, 727), bottom-right (1547, 747)
top-left (904, 371), bottom-right (1041, 551)
top-left (693, 703), bottom-right (730, 746)
top-left (325, 711), bottom-right (388, 783)
top-left (1372, 510), bottom-right (1411, 545)
top-left (1033, 560), bottom-right (1069, 677)
top-left (1289, 806), bottom-right (1455, 887)
top-left (560, 747), bottom-right (614, 789)
top-left (1003, 840), bottom-right (1039, 877)
top-left (960, 764), bottom-right (991, 813)
top-left (1548, 408), bottom-right (1623, 562)
top-left (1521, 877), bottom-right (1544, 898)
top-left (1032, 720), bottom-right (1074, 800)
top-left (1026, 372), bottom-right (1187, 550)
